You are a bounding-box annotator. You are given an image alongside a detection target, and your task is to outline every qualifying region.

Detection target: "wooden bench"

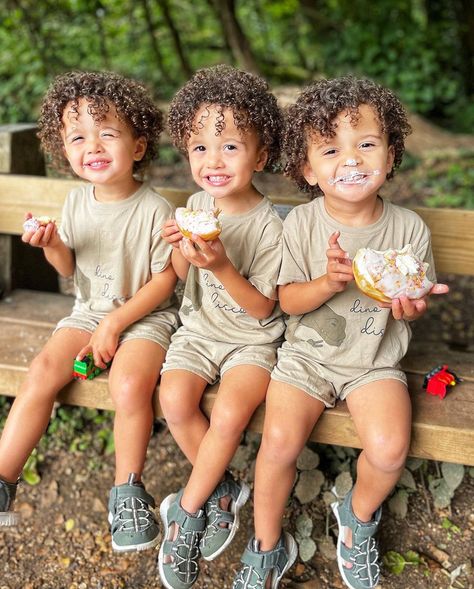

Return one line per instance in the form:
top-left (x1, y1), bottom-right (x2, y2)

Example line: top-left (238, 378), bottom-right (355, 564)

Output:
top-left (1, 173), bottom-right (473, 466)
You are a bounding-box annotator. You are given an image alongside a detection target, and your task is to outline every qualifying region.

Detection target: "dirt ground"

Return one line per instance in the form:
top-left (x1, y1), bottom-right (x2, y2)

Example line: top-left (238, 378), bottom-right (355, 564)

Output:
top-left (1, 159), bottom-right (474, 589)
top-left (1, 425), bottom-right (473, 589)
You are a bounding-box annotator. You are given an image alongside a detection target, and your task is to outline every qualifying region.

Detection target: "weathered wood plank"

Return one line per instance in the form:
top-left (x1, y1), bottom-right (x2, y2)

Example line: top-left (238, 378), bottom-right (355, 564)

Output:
top-left (1, 290), bottom-right (472, 465)
top-left (1, 176), bottom-right (473, 276)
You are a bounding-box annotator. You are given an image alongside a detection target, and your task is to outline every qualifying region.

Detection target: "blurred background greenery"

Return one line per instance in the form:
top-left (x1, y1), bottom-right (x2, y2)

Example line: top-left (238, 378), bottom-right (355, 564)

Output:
top-left (1, 0), bottom-right (473, 209)
top-left (1, 0), bottom-right (473, 132)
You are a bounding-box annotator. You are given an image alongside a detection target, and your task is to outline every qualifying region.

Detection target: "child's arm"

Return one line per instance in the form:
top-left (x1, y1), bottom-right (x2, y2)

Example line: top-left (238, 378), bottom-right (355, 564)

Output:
top-left (162, 218), bottom-right (190, 281)
top-left (280, 231), bottom-right (353, 315)
top-left (180, 235), bottom-right (275, 320)
top-left (76, 263), bottom-right (177, 368)
top-left (22, 216), bottom-right (75, 277)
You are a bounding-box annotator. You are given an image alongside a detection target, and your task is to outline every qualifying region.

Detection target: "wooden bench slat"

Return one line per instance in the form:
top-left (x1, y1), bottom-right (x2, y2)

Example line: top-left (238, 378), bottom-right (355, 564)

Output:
top-left (2, 175), bottom-right (474, 276)
top-left (1, 289), bottom-right (472, 465)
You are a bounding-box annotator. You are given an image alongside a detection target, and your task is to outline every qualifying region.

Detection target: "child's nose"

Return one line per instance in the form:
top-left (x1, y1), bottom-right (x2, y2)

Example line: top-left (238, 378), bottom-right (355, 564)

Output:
top-left (344, 156), bottom-right (360, 166)
top-left (206, 150), bottom-right (223, 168)
top-left (86, 137), bottom-right (104, 153)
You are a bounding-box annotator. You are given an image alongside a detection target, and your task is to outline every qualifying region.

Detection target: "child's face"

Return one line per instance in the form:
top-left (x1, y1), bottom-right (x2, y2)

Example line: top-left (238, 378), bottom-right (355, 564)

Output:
top-left (303, 104), bottom-right (394, 205)
top-left (60, 98), bottom-right (146, 194)
top-left (186, 105), bottom-right (267, 203)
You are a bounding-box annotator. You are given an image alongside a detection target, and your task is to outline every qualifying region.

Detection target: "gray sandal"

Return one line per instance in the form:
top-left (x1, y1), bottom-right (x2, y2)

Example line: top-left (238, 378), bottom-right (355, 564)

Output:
top-left (232, 532), bottom-right (297, 589)
top-left (0, 476), bottom-right (19, 527)
top-left (200, 474), bottom-right (250, 561)
top-left (331, 490), bottom-right (382, 589)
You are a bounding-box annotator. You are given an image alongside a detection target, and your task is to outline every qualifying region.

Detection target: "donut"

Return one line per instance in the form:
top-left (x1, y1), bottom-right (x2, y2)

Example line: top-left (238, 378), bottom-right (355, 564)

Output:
top-left (352, 245), bottom-right (434, 303)
top-left (175, 207), bottom-right (222, 241)
top-left (23, 215), bottom-right (56, 233)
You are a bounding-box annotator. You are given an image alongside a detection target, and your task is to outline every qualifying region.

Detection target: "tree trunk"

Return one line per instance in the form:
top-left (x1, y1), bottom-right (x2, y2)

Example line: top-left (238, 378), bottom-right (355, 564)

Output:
top-left (457, 0), bottom-right (474, 95)
top-left (155, 0), bottom-right (193, 78)
top-left (208, 0), bottom-right (260, 74)
top-left (138, 0), bottom-right (172, 84)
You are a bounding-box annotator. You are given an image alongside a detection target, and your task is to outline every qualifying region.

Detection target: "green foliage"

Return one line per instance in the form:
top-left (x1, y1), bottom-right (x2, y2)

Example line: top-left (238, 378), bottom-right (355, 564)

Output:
top-left (0, 0), bottom-right (472, 132)
top-left (383, 549), bottom-right (427, 575)
top-left (412, 153), bottom-right (474, 209)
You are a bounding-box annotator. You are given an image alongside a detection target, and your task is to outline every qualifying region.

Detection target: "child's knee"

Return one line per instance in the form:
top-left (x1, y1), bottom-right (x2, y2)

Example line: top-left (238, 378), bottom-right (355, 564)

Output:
top-left (260, 423), bottom-right (302, 465)
top-left (159, 385), bottom-right (199, 425)
top-left (209, 404), bottom-right (247, 441)
top-left (364, 433), bottom-right (409, 472)
top-left (110, 374), bottom-right (154, 413)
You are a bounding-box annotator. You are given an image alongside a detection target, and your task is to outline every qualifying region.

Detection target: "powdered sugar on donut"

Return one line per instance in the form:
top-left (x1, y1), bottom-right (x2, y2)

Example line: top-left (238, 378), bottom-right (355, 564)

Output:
top-left (353, 245), bottom-right (434, 301)
top-left (175, 207), bottom-right (221, 240)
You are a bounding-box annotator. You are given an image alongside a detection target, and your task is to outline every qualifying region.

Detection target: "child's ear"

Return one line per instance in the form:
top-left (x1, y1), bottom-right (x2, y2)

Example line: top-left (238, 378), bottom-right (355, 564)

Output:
top-left (302, 161), bottom-right (318, 186)
top-left (386, 145), bottom-right (395, 173)
top-left (134, 136), bottom-right (147, 162)
top-left (254, 147), bottom-right (268, 172)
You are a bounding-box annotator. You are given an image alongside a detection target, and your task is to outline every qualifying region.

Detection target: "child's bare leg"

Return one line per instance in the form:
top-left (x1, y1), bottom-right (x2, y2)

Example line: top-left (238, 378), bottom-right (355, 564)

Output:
top-left (159, 370), bottom-right (209, 464)
top-left (254, 380), bottom-right (325, 551)
top-left (108, 339), bottom-right (166, 484)
top-left (0, 328), bottom-right (91, 481)
top-left (181, 365), bottom-right (270, 513)
top-left (340, 379), bottom-right (411, 561)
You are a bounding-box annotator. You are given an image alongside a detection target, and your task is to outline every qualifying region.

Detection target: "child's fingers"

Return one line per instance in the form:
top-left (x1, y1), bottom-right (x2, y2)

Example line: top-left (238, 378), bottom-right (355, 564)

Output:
top-left (329, 258), bottom-right (354, 276)
top-left (430, 283), bottom-right (449, 296)
top-left (328, 231), bottom-right (341, 249)
top-left (76, 344), bottom-right (92, 361)
top-left (327, 248), bottom-right (350, 262)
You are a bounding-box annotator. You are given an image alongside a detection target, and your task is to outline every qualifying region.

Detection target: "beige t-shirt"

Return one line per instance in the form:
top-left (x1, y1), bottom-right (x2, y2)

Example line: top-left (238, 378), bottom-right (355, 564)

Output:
top-left (278, 197), bottom-right (436, 374)
top-left (59, 182), bottom-right (176, 316)
top-left (179, 191), bottom-right (285, 345)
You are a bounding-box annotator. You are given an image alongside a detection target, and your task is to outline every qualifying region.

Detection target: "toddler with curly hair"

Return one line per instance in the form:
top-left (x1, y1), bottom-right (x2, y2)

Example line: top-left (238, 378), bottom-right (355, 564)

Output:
top-left (157, 64), bottom-right (285, 589)
top-left (0, 71), bottom-right (179, 553)
top-left (232, 76), bottom-right (448, 589)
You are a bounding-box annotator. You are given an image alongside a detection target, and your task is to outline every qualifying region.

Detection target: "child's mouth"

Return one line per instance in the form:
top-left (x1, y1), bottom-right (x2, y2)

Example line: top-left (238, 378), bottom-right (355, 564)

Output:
top-left (328, 170), bottom-right (380, 185)
top-left (83, 159), bottom-right (111, 169)
top-left (206, 175), bottom-right (230, 185)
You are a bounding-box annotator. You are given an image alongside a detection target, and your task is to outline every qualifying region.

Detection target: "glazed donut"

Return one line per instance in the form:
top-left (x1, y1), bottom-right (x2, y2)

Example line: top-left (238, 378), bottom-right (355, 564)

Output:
top-left (175, 207), bottom-right (222, 241)
top-left (23, 215), bottom-right (56, 233)
top-left (352, 245), bottom-right (433, 303)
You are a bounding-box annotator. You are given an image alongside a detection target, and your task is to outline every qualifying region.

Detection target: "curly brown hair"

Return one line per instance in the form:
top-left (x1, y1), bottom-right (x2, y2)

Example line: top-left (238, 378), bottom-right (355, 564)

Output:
top-left (37, 71), bottom-right (163, 176)
top-left (284, 76), bottom-right (412, 198)
top-left (168, 64), bottom-right (282, 170)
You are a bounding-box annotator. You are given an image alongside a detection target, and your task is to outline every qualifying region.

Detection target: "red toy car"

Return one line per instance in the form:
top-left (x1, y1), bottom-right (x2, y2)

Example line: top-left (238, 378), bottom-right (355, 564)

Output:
top-left (423, 365), bottom-right (461, 399)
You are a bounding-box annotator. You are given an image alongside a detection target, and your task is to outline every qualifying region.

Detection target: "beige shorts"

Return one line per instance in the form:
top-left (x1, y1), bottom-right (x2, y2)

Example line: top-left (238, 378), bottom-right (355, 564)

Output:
top-left (55, 308), bottom-right (179, 351)
top-left (161, 329), bottom-right (280, 384)
top-left (271, 346), bottom-right (407, 408)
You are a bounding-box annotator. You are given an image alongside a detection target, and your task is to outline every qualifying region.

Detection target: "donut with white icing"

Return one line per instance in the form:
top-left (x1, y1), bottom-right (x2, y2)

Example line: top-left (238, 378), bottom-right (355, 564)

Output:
top-left (23, 215), bottom-right (56, 233)
top-left (352, 245), bottom-right (433, 303)
top-left (175, 207), bottom-right (222, 241)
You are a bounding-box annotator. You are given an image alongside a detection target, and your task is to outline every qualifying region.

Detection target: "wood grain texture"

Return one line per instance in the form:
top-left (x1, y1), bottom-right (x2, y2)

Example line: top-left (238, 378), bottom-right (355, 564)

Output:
top-left (1, 290), bottom-right (472, 465)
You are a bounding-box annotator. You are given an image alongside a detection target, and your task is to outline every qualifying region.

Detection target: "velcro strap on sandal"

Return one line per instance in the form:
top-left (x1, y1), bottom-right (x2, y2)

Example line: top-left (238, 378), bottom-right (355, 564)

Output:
top-left (241, 545), bottom-right (285, 571)
top-left (115, 485), bottom-right (155, 508)
top-left (174, 508), bottom-right (206, 533)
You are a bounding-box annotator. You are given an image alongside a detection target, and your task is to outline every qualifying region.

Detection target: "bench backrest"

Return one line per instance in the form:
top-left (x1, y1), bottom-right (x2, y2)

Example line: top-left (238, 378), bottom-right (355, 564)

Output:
top-left (1, 174), bottom-right (473, 276)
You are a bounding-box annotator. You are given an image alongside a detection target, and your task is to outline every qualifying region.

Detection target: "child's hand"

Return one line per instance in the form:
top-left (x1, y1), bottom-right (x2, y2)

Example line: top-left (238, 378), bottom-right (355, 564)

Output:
top-left (76, 317), bottom-right (120, 369)
top-left (380, 283), bottom-right (449, 320)
top-left (179, 235), bottom-right (229, 273)
top-left (21, 213), bottom-right (61, 249)
top-left (325, 231), bottom-right (353, 293)
top-left (161, 218), bottom-right (183, 249)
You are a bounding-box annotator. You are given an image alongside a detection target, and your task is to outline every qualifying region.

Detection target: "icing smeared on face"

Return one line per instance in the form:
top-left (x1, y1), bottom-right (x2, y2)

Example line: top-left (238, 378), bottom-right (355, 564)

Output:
top-left (328, 169), bottom-right (381, 186)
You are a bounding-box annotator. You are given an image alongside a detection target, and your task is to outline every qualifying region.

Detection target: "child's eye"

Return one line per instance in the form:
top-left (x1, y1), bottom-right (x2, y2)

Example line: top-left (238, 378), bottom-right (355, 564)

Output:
top-left (323, 148), bottom-right (337, 156)
top-left (101, 132), bottom-right (115, 138)
top-left (70, 136), bottom-right (83, 143)
top-left (224, 144), bottom-right (237, 151)
top-left (360, 142), bottom-right (375, 149)
top-left (192, 145), bottom-right (206, 152)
